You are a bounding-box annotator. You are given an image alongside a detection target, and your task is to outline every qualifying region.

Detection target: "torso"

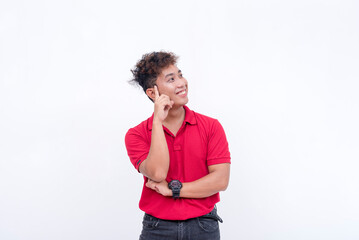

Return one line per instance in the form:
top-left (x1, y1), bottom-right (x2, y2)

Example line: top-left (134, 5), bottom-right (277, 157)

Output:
top-left (125, 105), bottom-right (231, 220)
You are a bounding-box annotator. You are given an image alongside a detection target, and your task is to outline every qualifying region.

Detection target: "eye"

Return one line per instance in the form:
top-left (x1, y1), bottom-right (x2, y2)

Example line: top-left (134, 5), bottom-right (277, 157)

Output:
top-left (168, 77), bottom-right (175, 82)
top-left (179, 74), bottom-right (183, 78)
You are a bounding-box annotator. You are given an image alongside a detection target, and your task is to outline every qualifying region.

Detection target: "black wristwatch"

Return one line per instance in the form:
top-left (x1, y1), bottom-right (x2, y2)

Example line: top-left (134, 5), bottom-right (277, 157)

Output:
top-left (168, 180), bottom-right (182, 199)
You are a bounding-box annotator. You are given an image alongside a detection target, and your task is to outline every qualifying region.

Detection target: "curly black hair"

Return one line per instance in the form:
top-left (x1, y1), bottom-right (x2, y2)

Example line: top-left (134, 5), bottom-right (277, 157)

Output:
top-left (130, 51), bottom-right (178, 93)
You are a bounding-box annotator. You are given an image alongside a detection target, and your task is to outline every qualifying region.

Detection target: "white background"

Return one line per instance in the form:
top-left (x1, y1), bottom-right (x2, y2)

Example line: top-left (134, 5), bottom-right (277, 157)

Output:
top-left (1, 0), bottom-right (358, 239)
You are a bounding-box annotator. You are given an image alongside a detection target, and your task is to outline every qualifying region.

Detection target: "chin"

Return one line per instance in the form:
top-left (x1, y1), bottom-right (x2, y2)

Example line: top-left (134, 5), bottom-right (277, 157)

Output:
top-left (180, 97), bottom-right (189, 105)
top-left (173, 99), bottom-right (189, 108)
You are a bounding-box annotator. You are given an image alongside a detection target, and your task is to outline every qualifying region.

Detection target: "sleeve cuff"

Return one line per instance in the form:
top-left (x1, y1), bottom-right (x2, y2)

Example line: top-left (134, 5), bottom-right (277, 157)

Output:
top-left (207, 157), bottom-right (231, 166)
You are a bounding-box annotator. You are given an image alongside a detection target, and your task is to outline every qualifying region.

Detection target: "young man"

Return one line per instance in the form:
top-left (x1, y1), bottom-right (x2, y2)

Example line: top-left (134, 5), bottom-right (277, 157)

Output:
top-left (125, 51), bottom-right (231, 240)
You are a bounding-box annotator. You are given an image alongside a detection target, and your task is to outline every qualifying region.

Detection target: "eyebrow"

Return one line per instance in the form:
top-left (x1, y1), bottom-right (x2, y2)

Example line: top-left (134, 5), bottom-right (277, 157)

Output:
top-left (165, 70), bottom-right (182, 79)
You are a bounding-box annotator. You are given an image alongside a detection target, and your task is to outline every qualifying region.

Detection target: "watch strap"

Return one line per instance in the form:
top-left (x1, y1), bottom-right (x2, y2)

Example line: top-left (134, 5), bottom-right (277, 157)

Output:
top-left (172, 189), bottom-right (180, 199)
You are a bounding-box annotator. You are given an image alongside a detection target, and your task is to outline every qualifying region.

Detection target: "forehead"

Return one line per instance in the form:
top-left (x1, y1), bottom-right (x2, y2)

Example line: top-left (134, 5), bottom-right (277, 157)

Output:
top-left (159, 64), bottom-right (179, 77)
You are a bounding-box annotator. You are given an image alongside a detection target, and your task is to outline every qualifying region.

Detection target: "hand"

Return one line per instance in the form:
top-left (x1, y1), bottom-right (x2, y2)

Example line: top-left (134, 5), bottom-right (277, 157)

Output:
top-left (153, 85), bottom-right (174, 123)
top-left (146, 179), bottom-right (172, 197)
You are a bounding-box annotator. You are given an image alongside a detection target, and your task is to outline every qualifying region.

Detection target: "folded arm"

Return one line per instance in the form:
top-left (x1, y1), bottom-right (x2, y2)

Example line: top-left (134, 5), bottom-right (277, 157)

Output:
top-left (181, 163), bottom-right (230, 198)
top-left (146, 163), bottom-right (230, 198)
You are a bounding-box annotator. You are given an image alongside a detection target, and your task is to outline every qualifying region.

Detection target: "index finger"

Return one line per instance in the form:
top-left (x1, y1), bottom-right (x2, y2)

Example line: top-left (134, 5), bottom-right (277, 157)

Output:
top-left (154, 85), bottom-right (160, 99)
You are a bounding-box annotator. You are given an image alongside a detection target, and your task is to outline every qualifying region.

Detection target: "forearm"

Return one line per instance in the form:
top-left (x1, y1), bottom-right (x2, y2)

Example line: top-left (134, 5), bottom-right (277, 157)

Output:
top-left (180, 163), bottom-right (230, 198)
top-left (145, 163), bottom-right (230, 198)
top-left (140, 120), bottom-right (169, 182)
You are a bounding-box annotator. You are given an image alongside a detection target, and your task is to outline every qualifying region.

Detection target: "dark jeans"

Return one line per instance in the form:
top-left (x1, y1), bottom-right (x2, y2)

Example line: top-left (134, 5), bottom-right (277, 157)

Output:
top-left (139, 207), bottom-right (223, 240)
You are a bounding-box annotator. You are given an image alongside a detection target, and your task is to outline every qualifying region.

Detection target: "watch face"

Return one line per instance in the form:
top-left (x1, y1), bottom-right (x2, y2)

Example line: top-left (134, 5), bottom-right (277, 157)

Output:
top-left (170, 180), bottom-right (182, 189)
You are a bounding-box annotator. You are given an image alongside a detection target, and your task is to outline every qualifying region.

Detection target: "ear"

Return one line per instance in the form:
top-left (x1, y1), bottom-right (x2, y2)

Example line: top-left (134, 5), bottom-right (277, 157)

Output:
top-left (146, 88), bottom-right (155, 102)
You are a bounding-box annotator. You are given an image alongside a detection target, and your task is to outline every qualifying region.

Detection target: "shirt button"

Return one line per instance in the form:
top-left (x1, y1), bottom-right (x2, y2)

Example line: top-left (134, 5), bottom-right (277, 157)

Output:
top-left (174, 145), bottom-right (181, 151)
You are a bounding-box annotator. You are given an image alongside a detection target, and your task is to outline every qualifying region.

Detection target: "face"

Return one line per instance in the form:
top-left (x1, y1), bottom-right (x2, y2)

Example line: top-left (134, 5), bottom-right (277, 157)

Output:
top-left (149, 64), bottom-right (188, 107)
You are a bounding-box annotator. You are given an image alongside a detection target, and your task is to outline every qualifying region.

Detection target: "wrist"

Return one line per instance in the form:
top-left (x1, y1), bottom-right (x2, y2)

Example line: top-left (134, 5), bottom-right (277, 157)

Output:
top-left (166, 187), bottom-right (172, 197)
top-left (153, 117), bottom-right (163, 126)
top-left (168, 180), bottom-right (182, 199)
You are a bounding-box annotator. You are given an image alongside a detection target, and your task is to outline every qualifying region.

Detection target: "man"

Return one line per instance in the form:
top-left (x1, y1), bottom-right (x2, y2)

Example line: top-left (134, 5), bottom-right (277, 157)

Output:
top-left (125, 51), bottom-right (231, 240)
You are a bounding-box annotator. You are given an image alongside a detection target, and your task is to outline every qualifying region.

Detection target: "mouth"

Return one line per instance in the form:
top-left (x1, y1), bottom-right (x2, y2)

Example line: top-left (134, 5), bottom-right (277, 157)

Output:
top-left (176, 89), bottom-right (187, 96)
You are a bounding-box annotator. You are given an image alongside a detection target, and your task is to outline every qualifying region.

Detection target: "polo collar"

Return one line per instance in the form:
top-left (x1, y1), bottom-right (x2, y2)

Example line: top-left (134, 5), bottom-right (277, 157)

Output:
top-left (148, 105), bottom-right (197, 130)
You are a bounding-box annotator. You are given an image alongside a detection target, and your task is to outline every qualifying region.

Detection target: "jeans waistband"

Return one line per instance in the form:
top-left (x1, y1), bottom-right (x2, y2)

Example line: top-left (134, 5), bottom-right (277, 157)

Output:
top-left (144, 206), bottom-right (223, 223)
top-left (201, 206), bottom-right (223, 223)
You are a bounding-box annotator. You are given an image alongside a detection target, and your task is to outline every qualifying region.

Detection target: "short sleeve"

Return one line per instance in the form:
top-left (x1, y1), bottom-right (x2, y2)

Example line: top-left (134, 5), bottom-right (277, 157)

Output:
top-left (125, 127), bottom-right (150, 172)
top-left (206, 119), bottom-right (231, 166)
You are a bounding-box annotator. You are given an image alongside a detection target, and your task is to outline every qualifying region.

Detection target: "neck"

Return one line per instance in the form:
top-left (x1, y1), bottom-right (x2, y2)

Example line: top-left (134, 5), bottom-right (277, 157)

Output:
top-left (164, 106), bottom-right (185, 124)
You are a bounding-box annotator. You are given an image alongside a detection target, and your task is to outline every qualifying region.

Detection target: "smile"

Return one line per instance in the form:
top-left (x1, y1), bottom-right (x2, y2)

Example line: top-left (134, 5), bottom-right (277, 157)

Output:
top-left (176, 90), bottom-right (186, 96)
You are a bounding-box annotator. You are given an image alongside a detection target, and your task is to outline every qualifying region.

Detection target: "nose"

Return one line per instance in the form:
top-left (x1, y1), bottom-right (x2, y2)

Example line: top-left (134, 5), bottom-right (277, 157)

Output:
top-left (176, 76), bottom-right (187, 88)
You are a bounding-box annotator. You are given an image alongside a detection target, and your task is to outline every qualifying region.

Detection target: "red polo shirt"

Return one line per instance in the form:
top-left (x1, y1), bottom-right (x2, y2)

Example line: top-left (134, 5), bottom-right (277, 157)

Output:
top-left (125, 105), bottom-right (231, 220)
